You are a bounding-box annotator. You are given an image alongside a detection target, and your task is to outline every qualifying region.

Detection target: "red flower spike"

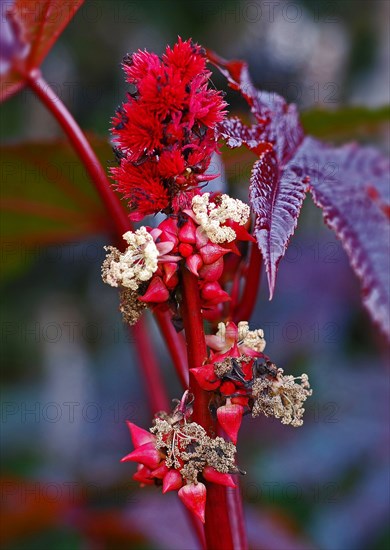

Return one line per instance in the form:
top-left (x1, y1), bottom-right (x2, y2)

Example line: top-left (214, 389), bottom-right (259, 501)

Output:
top-left (178, 482), bottom-right (207, 523)
top-left (140, 277), bottom-right (170, 303)
top-left (162, 469), bottom-right (184, 493)
top-left (216, 402), bottom-right (244, 444)
top-left (121, 442), bottom-right (161, 469)
top-left (191, 364), bottom-right (221, 391)
top-left (126, 421), bottom-right (155, 448)
top-left (111, 39), bottom-right (226, 220)
top-left (203, 466), bottom-right (237, 488)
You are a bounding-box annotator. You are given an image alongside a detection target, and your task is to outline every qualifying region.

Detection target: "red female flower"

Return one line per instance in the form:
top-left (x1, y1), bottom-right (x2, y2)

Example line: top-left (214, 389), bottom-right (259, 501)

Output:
top-left (110, 38), bottom-right (227, 220)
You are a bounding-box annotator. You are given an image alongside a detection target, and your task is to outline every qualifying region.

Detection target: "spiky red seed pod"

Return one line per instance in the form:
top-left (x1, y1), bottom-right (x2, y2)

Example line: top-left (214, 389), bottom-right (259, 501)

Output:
top-left (140, 277), bottom-right (170, 303)
top-left (121, 442), bottom-right (162, 469)
top-left (186, 254), bottom-right (202, 276)
top-left (191, 363), bottom-right (221, 391)
top-left (201, 281), bottom-right (230, 302)
top-left (198, 257), bottom-right (225, 281)
top-left (216, 402), bottom-right (244, 444)
top-left (199, 242), bottom-right (229, 265)
top-left (178, 482), bottom-right (207, 523)
top-left (219, 380), bottom-right (237, 396)
top-left (231, 396), bottom-right (249, 407)
top-left (132, 464), bottom-right (155, 486)
top-left (162, 469), bottom-right (184, 493)
top-left (151, 463), bottom-right (169, 479)
top-left (125, 421), bottom-right (155, 447)
top-left (202, 466), bottom-right (237, 488)
top-left (162, 262), bottom-right (179, 287)
top-left (178, 218), bottom-right (197, 243)
top-left (179, 243), bottom-right (194, 257)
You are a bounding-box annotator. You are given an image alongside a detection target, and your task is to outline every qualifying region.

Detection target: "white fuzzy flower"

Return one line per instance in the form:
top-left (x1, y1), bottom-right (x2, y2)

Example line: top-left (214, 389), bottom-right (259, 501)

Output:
top-left (191, 193), bottom-right (250, 243)
top-left (237, 321), bottom-right (266, 353)
top-left (102, 227), bottom-right (159, 290)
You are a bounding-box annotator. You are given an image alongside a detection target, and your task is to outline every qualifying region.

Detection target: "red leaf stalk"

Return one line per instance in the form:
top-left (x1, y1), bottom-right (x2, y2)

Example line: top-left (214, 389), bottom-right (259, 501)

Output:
top-left (26, 71), bottom-right (130, 237)
top-left (154, 309), bottom-right (189, 388)
top-left (233, 244), bottom-right (262, 324)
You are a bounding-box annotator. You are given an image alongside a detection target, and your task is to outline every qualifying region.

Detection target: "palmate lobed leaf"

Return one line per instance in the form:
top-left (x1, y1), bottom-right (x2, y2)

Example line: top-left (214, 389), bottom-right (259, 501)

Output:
top-left (209, 51), bottom-right (308, 299)
top-left (209, 51), bottom-right (390, 340)
top-left (299, 137), bottom-right (390, 339)
top-left (0, 0), bottom-right (84, 102)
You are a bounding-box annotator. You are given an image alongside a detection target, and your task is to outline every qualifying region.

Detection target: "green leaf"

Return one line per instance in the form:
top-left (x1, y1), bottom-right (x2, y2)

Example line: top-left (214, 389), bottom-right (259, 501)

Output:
top-left (301, 106), bottom-right (390, 141)
top-left (0, 137), bottom-right (112, 280)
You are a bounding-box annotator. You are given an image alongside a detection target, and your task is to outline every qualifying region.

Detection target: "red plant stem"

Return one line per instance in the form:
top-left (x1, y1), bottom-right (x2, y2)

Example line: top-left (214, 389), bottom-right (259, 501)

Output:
top-left (233, 244), bottom-right (262, 324)
top-left (26, 71), bottom-right (130, 237)
top-left (181, 268), bottom-right (248, 550)
top-left (154, 309), bottom-right (189, 388)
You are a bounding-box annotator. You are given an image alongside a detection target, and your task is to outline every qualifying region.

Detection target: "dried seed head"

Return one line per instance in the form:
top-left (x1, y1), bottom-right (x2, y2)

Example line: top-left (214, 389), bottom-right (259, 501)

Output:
top-left (150, 415), bottom-right (238, 483)
top-left (252, 368), bottom-right (312, 427)
top-left (119, 288), bottom-right (147, 325)
top-left (214, 357), bottom-right (234, 378)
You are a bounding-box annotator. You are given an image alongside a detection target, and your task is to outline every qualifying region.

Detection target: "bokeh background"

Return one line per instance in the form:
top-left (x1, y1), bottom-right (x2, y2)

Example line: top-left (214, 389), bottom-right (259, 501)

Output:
top-left (1, 1), bottom-right (389, 549)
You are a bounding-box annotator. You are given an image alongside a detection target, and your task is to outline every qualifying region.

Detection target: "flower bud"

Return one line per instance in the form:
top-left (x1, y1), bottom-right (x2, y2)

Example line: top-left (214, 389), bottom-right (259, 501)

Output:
top-left (162, 469), bottom-right (184, 493)
top-left (178, 482), bottom-right (207, 523)
top-left (121, 442), bottom-right (161, 469)
top-left (140, 276), bottom-right (170, 303)
top-left (202, 466), bottom-right (236, 488)
top-left (125, 421), bottom-right (155, 447)
top-left (216, 401), bottom-right (244, 444)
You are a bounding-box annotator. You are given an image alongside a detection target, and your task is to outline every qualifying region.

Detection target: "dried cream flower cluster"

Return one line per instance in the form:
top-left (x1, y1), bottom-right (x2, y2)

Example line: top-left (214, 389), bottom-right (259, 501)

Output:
top-left (252, 368), bottom-right (312, 427)
top-left (191, 193), bottom-right (250, 243)
top-left (211, 321), bottom-right (266, 354)
top-left (102, 227), bottom-right (158, 290)
top-left (237, 321), bottom-right (266, 353)
top-left (151, 417), bottom-right (238, 483)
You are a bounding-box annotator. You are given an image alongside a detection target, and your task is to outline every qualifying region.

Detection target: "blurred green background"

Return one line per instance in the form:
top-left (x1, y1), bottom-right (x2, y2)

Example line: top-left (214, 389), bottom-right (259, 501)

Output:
top-left (1, 1), bottom-right (389, 549)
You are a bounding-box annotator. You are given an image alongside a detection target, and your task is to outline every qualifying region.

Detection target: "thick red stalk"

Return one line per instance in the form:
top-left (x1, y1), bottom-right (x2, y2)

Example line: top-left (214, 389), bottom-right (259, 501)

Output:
top-left (233, 244), bottom-right (262, 324)
top-left (181, 268), bottom-right (248, 550)
top-left (27, 71), bottom-right (130, 237)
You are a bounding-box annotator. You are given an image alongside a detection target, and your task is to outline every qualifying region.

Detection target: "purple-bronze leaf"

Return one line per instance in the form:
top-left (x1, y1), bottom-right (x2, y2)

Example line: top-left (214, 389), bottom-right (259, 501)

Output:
top-left (250, 148), bottom-right (308, 299)
top-left (295, 137), bottom-right (390, 339)
top-left (211, 49), bottom-right (390, 337)
top-left (217, 117), bottom-right (264, 151)
top-left (208, 50), bottom-right (304, 164)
